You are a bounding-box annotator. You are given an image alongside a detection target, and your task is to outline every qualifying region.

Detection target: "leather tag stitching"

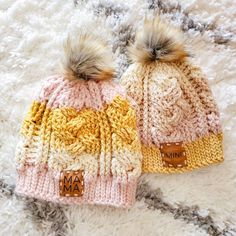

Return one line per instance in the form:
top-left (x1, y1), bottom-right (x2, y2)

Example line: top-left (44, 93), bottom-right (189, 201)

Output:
top-left (160, 142), bottom-right (187, 168)
top-left (59, 170), bottom-right (84, 197)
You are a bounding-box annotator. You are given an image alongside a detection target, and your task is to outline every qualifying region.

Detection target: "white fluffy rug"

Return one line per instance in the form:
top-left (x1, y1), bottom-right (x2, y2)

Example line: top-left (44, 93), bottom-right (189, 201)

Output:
top-left (0, 0), bottom-right (236, 235)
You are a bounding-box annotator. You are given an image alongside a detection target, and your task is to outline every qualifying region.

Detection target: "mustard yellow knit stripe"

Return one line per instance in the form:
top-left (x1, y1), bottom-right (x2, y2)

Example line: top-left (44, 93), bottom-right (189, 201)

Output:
top-left (20, 97), bottom-right (140, 159)
top-left (142, 133), bottom-right (223, 173)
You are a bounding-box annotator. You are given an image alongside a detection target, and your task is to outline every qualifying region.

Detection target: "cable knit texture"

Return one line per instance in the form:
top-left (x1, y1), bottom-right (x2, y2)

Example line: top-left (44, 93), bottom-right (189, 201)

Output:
top-left (121, 60), bottom-right (223, 173)
top-left (15, 76), bottom-right (142, 207)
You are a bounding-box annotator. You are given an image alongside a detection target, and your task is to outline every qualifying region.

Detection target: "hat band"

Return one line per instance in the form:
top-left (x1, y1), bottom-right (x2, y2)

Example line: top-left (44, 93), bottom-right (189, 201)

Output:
top-left (15, 165), bottom-right (137, 208)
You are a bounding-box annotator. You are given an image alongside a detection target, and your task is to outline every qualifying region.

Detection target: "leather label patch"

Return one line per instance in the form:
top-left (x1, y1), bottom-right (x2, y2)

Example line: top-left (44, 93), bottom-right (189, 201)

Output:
top-left (59, 170), bottom-right (84, 197)
top-left (160, 142), bottom-right (187, 168)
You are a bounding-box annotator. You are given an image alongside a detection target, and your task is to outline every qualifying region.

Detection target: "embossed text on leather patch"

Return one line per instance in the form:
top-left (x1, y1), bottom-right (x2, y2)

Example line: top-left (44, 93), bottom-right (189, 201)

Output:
top-left (160, 142), bottom-right (187, 168)
top-left (59, 170), bottom-right (84, 197)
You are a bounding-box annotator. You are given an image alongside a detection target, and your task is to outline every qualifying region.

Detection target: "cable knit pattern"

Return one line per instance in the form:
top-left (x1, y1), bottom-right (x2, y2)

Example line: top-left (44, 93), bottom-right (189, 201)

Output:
top-left (121, 60), bottom-right (224, 173)
top-left (15, 76), bottom-right (142, 207)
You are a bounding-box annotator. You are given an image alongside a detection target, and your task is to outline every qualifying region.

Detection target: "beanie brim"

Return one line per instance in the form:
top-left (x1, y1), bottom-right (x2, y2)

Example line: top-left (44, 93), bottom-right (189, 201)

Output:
top-left (142, 133), bottom-right (224, 173)
top-left (15, 165), bottom-right (137, 208)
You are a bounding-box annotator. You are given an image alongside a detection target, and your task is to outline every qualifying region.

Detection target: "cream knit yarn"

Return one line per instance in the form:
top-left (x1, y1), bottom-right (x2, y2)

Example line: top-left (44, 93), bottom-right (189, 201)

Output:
top-left (121, 18), bottom-right (224, 173)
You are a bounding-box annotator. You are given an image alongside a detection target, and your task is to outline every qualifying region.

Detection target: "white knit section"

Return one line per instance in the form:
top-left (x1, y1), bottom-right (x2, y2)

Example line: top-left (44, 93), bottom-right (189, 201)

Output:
top-left (16, 138), bottom-right (142, 178)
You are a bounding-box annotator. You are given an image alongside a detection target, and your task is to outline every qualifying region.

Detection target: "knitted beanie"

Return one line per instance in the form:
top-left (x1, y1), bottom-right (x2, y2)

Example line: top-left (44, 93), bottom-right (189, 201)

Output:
top-left (121, 18), bottom-right (224, 173)
top-left (15, 34), bottom-right (142, 207)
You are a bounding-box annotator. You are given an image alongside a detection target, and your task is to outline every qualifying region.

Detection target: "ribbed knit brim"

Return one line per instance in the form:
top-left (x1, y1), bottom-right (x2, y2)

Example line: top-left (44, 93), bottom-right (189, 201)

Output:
top-left (15, 166), bottom-right (137, 208)
top-left (142, 133), bottom-right (223, 173)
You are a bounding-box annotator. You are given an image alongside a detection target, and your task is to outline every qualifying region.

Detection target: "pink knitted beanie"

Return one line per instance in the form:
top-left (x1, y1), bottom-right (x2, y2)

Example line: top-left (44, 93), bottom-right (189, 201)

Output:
top-left (15, 34), bottom-right (142, 208)
top-left (121, 18), bottom-right (224, 173)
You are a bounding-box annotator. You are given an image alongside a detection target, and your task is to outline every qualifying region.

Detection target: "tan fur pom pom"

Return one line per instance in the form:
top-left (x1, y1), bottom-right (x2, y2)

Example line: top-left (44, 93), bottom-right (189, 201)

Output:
top-left (62, 34), bottom-right (115, 81)
top-left (129, 18), bottom-right (189, 64)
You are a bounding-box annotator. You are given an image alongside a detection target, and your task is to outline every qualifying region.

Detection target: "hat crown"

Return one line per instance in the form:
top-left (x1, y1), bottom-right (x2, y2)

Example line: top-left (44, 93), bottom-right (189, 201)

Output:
top-left (38, 76), bottom-right (125, 111)
top-left (121, 60), bottom-right (221, 144)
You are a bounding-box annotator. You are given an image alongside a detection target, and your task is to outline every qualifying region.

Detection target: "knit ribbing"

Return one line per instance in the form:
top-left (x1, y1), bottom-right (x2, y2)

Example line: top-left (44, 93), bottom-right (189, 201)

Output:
top-left (142, 133), bottom-right (223, 173)
top-left (15, 165), bottom-right (137, 207)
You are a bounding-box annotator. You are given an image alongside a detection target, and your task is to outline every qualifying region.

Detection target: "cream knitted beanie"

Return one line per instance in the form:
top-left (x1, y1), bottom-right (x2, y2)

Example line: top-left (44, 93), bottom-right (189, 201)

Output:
top-left (121, 18), bottom-right (224, 173)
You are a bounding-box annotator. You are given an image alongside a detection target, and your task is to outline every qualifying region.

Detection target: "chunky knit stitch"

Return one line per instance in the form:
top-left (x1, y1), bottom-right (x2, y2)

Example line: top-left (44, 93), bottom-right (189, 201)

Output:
top-left (121, 19), bottom-right (223, 173)
top-left (15, 34), bottom-right (142, 207)
top-left (15, 76), bottom-right (142, 207)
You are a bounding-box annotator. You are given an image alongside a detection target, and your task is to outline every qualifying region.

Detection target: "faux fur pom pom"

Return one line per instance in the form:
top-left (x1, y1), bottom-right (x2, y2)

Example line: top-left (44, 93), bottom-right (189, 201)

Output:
top-left (62, 33), bottom-right (115, 81)
top-left (129, 18), bottom-right (189, 64)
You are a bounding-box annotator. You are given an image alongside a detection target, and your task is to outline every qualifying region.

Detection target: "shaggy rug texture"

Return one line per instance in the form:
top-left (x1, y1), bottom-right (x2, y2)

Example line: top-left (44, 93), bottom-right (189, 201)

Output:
top-left (0, 0), bottom-right (236, 235)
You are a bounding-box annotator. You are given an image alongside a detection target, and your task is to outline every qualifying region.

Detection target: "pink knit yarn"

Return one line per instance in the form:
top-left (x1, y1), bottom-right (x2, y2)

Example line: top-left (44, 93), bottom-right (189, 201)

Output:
top-left (15, 165), bottom-right (136, 207)
top-left (123, 62), bottom-right (222, 147)
top-left (38, 76), bottom-right (126, 111)
top-left (15, 75), bottom-right (142, 208)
